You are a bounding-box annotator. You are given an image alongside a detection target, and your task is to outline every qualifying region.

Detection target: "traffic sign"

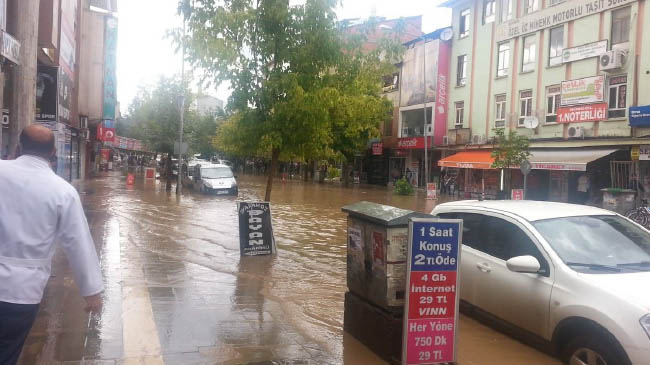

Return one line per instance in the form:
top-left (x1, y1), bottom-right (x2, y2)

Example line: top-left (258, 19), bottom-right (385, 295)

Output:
top-left (520, 160), bottom-right (532, 176)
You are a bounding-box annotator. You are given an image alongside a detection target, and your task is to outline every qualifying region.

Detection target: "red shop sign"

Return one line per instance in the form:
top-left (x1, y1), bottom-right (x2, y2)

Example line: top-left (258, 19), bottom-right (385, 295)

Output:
top-left (397, 137), bottom-right (434, 150)
top-left (372, 142), bottom-right (383, 155)
top-left (557, 103), bottom-right (608, 123)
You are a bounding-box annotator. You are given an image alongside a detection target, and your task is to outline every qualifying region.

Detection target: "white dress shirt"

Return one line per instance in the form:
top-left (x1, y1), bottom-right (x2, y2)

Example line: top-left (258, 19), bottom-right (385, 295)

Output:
top-left (0, 155), bottom-right (104, 304)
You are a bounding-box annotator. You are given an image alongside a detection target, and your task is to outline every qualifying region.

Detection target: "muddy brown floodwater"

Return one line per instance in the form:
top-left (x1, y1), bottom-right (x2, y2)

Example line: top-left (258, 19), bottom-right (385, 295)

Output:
top-left (21, 173), bottom-right (560, 364)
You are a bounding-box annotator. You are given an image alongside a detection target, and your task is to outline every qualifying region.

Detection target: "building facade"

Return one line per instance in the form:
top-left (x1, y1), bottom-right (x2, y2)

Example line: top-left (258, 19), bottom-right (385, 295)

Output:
top-left (438, 0), bottom-right (650, 202)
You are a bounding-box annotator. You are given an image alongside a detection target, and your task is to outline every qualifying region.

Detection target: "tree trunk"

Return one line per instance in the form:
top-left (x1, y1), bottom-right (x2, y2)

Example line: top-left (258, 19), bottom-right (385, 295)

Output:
top-left (7, 0), bottom-right (40, 157)
top-left (264, 149), bottom-right (280, 201)
top-left (342, 161), bottom-right (350, 188)
top-left (303, 161), bottom-right (309, 181)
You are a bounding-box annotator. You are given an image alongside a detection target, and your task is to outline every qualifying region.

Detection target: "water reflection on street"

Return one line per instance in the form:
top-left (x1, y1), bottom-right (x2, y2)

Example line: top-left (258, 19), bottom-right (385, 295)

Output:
top-left (21, 173), bottom-right (559, 364)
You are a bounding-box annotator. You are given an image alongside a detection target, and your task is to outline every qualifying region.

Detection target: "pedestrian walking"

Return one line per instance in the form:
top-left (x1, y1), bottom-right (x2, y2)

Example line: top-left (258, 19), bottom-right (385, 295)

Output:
top-left (0, 125), bottom-right (104, 365)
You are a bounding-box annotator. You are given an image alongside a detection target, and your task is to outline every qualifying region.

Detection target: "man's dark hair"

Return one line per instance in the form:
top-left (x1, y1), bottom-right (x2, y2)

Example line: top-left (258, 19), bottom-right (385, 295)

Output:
top-left (19, 125), bottom-right (55, 156)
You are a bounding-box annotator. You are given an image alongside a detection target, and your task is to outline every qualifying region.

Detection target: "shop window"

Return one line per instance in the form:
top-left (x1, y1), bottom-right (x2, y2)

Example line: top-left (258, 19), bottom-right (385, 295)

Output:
top-left (483, 0), bottom-right (496, 24)
top-left (545, 85), bottom-right (561, 124)
top-left (457, 55), bottom-right (467, 86)
top-left (497, 42), bottom-right (510, 77)
top-left (522, 35), bottom-right (536, 72)
top-left (608, 75), bottom-right (627, 118)
top-left (455, 102), bottom-right (465, 127)
top-left (611, 7), bottom-right (631, 47)
top-left (549, 26), bottom-right (564, 66)
top-left (495, 94), bottom-right (506, 128)
top-left (460, 8), bottom-right (471, 38)
top-left (500, 0), bottom-right (513, 23)
top-left (519, 90), bottom-right (533, 127)
top-left (523, 0), bottom-right (539, 14)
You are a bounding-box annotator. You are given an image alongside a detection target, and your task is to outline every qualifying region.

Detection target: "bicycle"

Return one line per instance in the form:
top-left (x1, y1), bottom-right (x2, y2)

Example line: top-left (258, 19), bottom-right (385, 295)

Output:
top-left (625, 199), bottom-right (650, 227)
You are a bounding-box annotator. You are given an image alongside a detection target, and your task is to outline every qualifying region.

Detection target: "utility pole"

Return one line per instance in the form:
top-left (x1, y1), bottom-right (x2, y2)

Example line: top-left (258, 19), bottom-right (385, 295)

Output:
top-left (422, 35), bottom-right (429, 188)
top-left (7, 0), bottom-right (39, 157)
top-left (176, 19), bottom-right (186, 195)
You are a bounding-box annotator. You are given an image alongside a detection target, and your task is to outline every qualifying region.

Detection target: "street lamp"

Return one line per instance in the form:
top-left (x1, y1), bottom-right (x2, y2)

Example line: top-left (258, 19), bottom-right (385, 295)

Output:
top-left (176, 17), bottom-right (186, 195)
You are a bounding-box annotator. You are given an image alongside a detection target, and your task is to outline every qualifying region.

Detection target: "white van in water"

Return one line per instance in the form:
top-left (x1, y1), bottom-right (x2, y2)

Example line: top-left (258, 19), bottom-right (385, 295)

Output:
top-left (185, 163), bottom-right (238, 195)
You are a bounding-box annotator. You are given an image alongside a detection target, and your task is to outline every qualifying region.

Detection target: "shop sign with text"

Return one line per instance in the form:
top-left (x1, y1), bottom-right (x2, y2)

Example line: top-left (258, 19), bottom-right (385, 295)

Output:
top-left (639, 145), bottom-right (650, 161)
top-left (557, 103), bottom-right (607, 123)
top-left (562, 40), bottom-right (607, 64)
top-left (97, 120), bottom-right (115, 142)
top-left (629, 105), bottom-right (650, 127)
top-left (434, 37), bottom-right (450, 146)
top-left (561, 76), bottom-right (605, 106)
top-left (496, 0), bottom-right (636, 42)
top-left (397, 137), bottom-right (434, 150)
top-left (1, 30), bottom-right (20, 64)
top-left (403, 218), bottom-right (461, 364)
top-left (238, 202), bottom-right (276, 256)
top-left (372, 142), bottom-right (383, 155)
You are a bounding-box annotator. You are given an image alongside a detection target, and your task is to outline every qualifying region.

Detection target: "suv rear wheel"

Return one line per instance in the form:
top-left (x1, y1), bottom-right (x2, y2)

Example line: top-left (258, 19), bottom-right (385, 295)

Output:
top-left (562, 335), bottom-right (626, 365)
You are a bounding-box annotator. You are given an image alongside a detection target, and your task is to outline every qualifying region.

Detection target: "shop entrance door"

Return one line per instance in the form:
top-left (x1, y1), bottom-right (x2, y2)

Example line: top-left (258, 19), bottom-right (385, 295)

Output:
top-left (549, 171), bottom-right (569, 202)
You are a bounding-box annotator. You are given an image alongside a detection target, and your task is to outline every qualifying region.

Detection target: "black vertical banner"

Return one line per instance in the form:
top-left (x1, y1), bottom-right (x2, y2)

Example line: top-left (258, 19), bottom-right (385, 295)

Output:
top-left (238, 202), bottom-right (276, 256)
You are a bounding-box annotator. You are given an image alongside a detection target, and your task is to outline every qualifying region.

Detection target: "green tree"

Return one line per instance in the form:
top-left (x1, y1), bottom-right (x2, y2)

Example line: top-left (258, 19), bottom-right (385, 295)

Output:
top-left (179, 0), bottom-right (347, 201)
top-left (491, 128), bottom-right (531, 194)
top-left (185, 111), bottom-right (219, 157)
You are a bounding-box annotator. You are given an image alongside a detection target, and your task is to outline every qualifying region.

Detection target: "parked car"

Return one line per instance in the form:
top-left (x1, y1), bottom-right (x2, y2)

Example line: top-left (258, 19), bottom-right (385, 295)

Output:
top-left (431, 200), bottom-right (650, 365)
top-left (184, 163), bottom-right (238, 195)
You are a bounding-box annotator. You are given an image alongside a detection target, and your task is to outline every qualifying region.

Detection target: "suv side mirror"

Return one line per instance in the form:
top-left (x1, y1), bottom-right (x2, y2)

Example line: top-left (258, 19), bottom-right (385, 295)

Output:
top-left (506, 255), bottom-right (541, 274)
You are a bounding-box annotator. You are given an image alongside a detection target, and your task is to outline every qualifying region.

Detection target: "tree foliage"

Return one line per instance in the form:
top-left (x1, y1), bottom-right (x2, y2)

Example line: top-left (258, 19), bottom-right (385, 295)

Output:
top-left (490, 128), bottom-right (531, 170)
top-left (178, 0), bottom-right (402, 199)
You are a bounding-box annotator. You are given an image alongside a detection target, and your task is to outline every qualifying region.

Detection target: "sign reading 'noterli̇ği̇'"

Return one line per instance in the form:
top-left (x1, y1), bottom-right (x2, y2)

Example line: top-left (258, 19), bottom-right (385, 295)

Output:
top-left (238, 202), bottom-right (276, 256)
top-left (403, 218), bottom-right (462, 364)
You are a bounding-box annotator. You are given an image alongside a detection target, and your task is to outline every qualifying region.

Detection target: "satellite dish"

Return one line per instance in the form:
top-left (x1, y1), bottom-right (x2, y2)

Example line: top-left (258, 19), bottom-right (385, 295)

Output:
top-left (440, 28), bottom-right (453, 41)
top-left (523, 116), bottom-right (539, 129)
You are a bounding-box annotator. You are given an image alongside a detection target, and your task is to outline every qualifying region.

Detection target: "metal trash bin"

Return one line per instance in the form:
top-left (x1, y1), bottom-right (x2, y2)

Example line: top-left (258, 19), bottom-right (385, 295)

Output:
top-left (342, 201), bottom-right (430, 363)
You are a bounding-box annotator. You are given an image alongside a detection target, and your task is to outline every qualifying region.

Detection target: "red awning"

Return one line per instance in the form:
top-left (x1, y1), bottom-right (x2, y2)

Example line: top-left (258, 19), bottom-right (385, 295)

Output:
top-left (438, 151), bottom-right (495, 169)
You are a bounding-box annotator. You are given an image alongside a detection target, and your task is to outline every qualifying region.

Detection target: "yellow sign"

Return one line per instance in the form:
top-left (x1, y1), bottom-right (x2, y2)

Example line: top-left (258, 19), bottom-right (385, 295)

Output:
top-left (632, 146), bottom-right (640, 160)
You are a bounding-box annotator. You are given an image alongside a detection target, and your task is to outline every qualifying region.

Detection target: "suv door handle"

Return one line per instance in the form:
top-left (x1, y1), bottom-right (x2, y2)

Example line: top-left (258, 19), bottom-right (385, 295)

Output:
top-left (476, 263), bottom-right (491, 273)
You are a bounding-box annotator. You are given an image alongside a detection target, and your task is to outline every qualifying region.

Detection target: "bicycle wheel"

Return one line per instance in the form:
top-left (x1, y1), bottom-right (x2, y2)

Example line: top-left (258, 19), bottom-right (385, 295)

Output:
top-left (626, 208), bottom-right (648, 226)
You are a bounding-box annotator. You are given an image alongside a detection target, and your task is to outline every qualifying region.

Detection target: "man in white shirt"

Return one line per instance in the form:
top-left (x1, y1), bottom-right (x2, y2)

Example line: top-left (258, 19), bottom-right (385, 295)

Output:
top-left (0, 125), bottom-right (104, 364)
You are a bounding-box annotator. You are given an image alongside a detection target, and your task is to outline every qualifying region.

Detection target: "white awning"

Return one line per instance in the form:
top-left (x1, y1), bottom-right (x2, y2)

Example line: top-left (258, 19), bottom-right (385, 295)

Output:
top-left (528, 149), bottom-right (619, 171)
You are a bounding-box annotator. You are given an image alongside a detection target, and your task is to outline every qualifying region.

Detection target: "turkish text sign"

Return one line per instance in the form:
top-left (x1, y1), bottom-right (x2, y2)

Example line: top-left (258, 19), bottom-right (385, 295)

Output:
top-left (562, 40), bottom-right (607, 64)
top-left (403, 218), bottom-right (462, 364)
top-left (238, 202), bottom-right (277, 256)
top-left (630, 105), bottom-right (650, 127)
top-left (557, 103), bottom-right (608, 123)
top-left (561, 75), bottom-right (605, 106)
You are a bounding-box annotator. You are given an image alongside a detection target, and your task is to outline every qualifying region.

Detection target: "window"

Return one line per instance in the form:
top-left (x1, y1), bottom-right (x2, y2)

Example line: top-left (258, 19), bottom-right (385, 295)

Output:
top-left (483, 0), bottom-right (496, 24)
top-left (522, 35), bottom-right (536, 72)
top-left (382, 73), bottom-right (399, 92)
top-left (549, 26), bottom-right (564, 66)
top-left (457, 55), bottom-right (467, 86)
top-left (608, 75), bottom-right (627, 118)
top-left (523, 0), bottom-right (538, 14)
top-left (455, 102), bottom-right (465, 126)
top-left (436, 212), bottom-right (484, 250)
top-left (497, 42), bottom-right (510, 77)
top-left (460, 9), bottom-right (471, 38)
top-left (500, 0), bottom-right (513, 22)
top-left (548, 0), bottom-right (566, 5)
top-left (482, 216), bottom-right (549, 275)
top-left (611, 7), bottom-right (631, 46)
top-left (401, 108), bottom-right (433, 137)
top-left (519, 90), bottom-right (533, 127)
top-left (495, 94), bottom-right (507, 128)
top-left (545, 85), bottom-right (561, 124)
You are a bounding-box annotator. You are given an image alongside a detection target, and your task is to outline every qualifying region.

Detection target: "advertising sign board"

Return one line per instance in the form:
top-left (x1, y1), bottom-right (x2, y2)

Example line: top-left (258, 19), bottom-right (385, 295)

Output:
top-left (397, 137), bottom-right (434, 150)
top-left (557, 103), bottom-right (608, 123)
top-left (495, 0), bottom-right (636, 42)
top-left (1, 31), bottom-right (20, 64)
top-left (629, 105), bottom-right (650, 127)
top-left (403, 218), bottom-right (462, 364)
top-left (426, 183), bottom-right (437, 200)
top-left (372, 142), bottom-right (383, 155)
top-left (561, 76), bottom-right (605, 106)
top-left (562, 40), bottom-right (607, 64)
top-left (511, 189), bottom-right (524, 200)
top-left (36, 65), bottom-right (58, 122)
top-left (238, 202), bottom-right (277, 256)
top-left (433, 37), bottom-right (450, 146)
top-left (639, 145), bottom-right (650, 161)
top-left (58, 67), bottom-right (74, 125)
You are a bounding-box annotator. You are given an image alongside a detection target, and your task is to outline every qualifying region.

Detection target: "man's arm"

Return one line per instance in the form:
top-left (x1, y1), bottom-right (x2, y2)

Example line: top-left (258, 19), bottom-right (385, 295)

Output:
top-left (57, 190), bottom-right (104, 312)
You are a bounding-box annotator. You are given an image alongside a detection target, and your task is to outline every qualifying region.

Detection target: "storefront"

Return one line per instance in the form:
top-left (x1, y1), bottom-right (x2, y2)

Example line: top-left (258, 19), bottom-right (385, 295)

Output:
top-left (438, 151), bottom-right (500, 199)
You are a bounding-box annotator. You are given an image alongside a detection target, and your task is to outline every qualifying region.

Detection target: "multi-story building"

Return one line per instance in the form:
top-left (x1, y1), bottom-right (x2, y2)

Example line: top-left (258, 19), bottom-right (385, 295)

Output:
top-left (438, 0), bottom-right (650, 203)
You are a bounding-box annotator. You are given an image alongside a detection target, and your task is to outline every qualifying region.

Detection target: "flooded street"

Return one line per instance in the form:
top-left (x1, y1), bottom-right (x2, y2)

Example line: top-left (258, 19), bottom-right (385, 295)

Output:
top-left (20, 173), bottom-right (559, 364)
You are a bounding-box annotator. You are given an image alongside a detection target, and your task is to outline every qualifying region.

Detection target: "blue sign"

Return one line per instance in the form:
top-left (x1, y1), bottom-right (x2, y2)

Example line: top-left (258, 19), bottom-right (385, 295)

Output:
top-left (629, 105), bottom-right (650, 127)
top-left (409, 220), bottom-right (461, 272)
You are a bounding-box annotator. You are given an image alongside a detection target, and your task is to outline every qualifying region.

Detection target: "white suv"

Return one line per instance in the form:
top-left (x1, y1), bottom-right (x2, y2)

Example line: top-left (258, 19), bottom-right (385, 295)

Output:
top-left (431, 200), bottom-right (650, 365)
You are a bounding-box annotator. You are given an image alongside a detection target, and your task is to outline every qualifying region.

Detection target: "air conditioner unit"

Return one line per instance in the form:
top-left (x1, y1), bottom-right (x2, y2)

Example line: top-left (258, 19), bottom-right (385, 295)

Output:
top-left (83, 129), bottom-right (90, 141)
top-left (80, 116), bottom-right (89, 129)
top-left (425, 124), bottom-right (433, 136)
top-left (472, 134), bottom-right (486, 144)
top-left (442, 135), bottom-right (449, 146)
top-left (402, 127), bottom-right (409, 137)
top-left (600, 50), bottom-right (626, 71)
top-left (568, 126), bottom-right (584, 138)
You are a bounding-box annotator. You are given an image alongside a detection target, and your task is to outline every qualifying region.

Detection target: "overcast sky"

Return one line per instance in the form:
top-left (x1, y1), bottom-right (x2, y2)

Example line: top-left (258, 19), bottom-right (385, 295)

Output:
top-left (116, 0), bottom-right (451, 114)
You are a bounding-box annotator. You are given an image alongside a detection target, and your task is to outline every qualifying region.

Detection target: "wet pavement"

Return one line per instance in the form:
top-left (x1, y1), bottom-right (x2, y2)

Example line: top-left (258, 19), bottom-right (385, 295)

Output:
top-left (20, 173), bottom-right (560, 364)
